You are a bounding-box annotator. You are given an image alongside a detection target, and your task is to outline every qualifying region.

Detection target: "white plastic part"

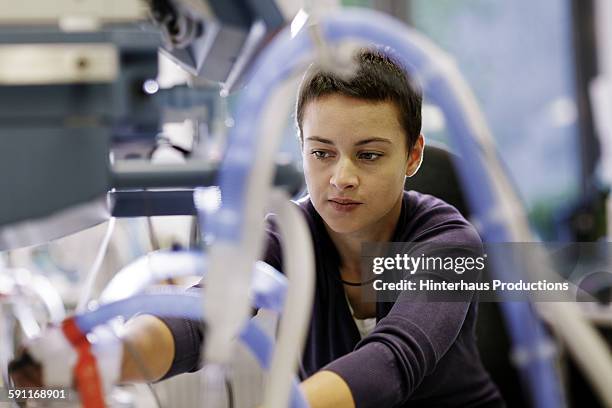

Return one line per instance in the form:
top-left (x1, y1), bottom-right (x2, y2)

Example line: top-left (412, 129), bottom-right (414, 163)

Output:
top-left (202, 79), bottom-right (301, 368)
top-left (89, 324), bottom-right (123, 394)
top-left (29, 274), bottom-right (66, 323)
top-left (27, 324), bottom-right (122, 394)
top-left (2, 268), bottom-right (65, 338)
top-left (204, 242), bottom-right (256, 365)
top-left (11, 299), bottom-right (40, 338)
top-left (263, 189), bottom-right (315, 408)
top-left (27, 326), bottom-right (77, 386)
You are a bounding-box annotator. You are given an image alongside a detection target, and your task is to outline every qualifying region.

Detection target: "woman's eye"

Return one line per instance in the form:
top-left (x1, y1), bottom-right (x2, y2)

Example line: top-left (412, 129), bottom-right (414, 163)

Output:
top-left (359, 152), bottom-right (383, 161)
top-left (311, 150), bottom-right (332, 160)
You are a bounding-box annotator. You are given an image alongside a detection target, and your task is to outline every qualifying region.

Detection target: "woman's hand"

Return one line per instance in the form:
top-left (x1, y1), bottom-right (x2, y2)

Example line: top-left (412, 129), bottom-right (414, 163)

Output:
top-left (300, 370), bottom-right (356, 408)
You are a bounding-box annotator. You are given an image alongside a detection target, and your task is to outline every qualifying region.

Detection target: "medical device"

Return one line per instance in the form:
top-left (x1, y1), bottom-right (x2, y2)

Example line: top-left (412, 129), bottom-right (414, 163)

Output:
top-left (2, 1), bottom-right (612, 407)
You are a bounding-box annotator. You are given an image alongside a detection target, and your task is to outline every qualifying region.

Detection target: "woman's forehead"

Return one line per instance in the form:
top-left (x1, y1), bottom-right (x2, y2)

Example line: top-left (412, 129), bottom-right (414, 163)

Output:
top-left (302, 95), bottom-right (405, 147)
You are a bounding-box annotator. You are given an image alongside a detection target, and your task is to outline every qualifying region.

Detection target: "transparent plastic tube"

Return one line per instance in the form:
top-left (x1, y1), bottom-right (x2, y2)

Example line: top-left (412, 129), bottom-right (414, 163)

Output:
top-left (198, 26), bottom-right (313, 369)
top-left (263, 190), bottom-right (315, 408)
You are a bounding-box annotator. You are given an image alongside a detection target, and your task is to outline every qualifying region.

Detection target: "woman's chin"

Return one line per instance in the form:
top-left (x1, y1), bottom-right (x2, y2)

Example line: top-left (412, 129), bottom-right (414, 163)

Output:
top-left (323, 219), bottom-right (362, 235)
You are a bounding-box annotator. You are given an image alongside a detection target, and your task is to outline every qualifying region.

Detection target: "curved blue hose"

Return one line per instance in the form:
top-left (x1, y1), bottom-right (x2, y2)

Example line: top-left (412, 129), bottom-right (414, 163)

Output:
top-left (202, 6), bottom-right (562, 408)
top-left (73, 290), bottom-right (308, 408)
top-left (320, 10), bottom-right (563, 408)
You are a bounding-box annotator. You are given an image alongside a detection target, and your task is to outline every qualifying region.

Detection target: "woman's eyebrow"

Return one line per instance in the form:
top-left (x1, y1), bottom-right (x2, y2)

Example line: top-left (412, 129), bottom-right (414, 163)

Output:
top-left (304, 136), bottom-right (392, 146)
top-left (305, 136), bottom-right (334, 145)
top-left (354, 137), bottom-right (392, 146)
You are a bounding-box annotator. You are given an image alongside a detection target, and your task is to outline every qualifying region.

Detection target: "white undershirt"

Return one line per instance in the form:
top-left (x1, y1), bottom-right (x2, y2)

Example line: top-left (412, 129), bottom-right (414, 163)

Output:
top-left (345, 292), bottom-right (376, 339)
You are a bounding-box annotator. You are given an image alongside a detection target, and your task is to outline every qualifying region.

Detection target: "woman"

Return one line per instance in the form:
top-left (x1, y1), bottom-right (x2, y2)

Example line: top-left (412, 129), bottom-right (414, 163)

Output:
top-left (11, 49), bottom-right (503, 408)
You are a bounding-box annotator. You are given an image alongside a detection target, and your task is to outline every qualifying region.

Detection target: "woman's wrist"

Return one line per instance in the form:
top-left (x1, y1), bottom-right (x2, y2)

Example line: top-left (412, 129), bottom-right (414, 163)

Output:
top-left (300, 370), bottom-right (356, 408)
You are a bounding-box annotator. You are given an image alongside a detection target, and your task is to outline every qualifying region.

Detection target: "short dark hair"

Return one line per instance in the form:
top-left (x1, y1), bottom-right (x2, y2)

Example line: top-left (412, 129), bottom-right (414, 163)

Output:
top-left (295, 48), bottom-right (422, 152)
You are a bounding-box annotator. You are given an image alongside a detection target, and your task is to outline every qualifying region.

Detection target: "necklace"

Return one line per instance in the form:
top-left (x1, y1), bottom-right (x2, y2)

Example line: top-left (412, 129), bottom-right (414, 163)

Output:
top-left (337, 275), bottom-right (377, 287)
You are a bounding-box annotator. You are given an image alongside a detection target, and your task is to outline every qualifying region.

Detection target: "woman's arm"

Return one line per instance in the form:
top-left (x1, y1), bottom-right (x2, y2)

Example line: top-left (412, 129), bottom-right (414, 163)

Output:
top-left (122, 316), bottom-right (359, 408)
top-left (122, 314), bottom-right (358, 407)
top-left (121, 315), bottom-right (359, 408)
top-left (120, 315), bottom-right (175, 382)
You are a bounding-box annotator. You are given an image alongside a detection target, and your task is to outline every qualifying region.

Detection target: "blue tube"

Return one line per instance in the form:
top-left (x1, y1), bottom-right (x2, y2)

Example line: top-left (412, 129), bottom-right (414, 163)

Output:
top-left (73, 290), bottom-right (308, 408)
top-left (204, 6), bottom-right (562, 408)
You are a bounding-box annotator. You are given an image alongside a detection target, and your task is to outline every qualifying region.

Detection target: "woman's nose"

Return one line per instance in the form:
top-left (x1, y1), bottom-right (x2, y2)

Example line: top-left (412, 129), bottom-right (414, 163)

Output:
top-left (330, 158), bottom-right (358, 190)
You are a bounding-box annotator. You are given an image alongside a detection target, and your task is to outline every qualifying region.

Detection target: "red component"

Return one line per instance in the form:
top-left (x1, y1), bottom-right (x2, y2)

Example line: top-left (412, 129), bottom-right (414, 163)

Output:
top-left (62, 318), bottom-right (106, 408)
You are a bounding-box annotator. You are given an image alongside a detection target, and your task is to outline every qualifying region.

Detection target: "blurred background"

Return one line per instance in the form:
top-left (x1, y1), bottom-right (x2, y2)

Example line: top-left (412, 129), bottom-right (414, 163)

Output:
top-left (1, 0), bottom-right (611, 407)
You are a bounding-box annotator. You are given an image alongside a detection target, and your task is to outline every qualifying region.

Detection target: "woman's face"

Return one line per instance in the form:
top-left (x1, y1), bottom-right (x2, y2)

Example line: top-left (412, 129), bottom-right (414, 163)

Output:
top-left (301, 94), bottom-right (423, 237)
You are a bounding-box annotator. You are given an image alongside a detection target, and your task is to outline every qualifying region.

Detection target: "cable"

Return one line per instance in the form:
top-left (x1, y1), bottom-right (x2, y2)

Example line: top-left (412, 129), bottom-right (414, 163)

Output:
top-left (76, 218), bottom-right (116, 313)
top-left (224, 376), bottom-right (235, 408)
top-left (146, 217), bottom-right (161, 252)
top-left (143, 184), bottom-right (161, 252)
top-left (121, 335), bottom-right (162, 408)
top-left (189, 216), bottom-right (199, 249)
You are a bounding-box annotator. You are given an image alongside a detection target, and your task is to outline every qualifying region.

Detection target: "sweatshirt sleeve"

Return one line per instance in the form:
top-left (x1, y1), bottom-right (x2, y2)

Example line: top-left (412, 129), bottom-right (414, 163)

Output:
top-left (157, 315), bottom-right (205, 380)
top-left (323, 226), bottom-right (482, 407)
top-left (323, 301), bottom-right (471, 407)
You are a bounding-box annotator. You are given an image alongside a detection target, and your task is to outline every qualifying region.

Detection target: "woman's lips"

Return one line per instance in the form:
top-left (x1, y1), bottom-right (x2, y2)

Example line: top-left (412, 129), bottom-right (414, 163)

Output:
top-left (328, 200), bottom-right (362, 212)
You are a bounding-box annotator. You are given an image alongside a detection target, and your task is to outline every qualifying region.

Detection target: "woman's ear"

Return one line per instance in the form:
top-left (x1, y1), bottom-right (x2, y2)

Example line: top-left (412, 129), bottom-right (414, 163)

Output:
top-left (406, 134), bottom-right (425, 178)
